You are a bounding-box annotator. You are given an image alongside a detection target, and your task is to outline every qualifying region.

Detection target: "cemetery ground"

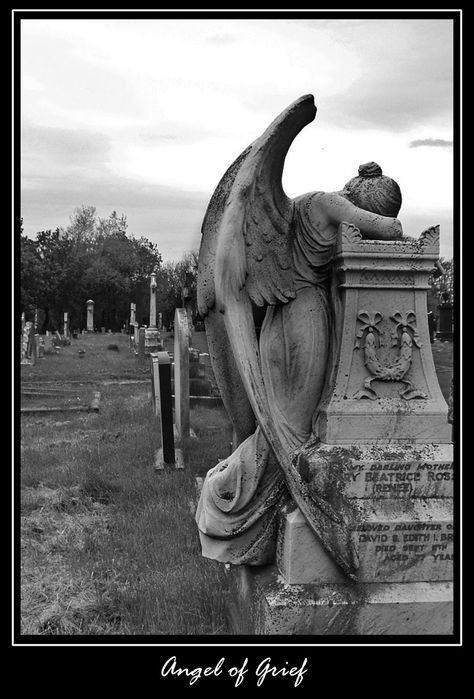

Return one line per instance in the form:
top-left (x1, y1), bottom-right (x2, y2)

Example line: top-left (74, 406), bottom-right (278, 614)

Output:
top-left (20, 330), bottom-right (233, 635)
top-left (19, 331), bottom-right (453, 636)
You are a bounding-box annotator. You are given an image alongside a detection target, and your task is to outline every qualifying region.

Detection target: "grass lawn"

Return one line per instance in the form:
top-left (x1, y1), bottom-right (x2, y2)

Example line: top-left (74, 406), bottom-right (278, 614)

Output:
top-left (19, 331), bottom-right (453, 636)
top-left (20, 331), bottom-right (232, 635)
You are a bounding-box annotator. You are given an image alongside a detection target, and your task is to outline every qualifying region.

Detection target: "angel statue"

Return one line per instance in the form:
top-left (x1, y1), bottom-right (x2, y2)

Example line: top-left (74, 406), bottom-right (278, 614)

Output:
top-left (195, 94), bottom-right (403, 578)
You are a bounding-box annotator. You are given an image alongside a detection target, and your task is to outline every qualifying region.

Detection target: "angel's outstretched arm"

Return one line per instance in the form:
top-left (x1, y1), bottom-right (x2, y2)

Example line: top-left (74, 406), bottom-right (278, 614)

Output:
top-left (316, 191), bottom-right (403, 240)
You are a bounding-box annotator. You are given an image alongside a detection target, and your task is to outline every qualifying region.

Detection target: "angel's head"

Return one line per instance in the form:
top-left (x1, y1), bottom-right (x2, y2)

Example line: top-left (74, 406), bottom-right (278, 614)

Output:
top-left (341, 162), bottom-right (402, 217)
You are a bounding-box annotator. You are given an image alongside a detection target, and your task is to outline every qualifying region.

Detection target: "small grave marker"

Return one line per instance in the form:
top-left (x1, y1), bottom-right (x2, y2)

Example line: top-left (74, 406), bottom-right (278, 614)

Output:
top-left (152, 351), bottom-right (183, 470)
top-left (174, 308), bottom-right (190, 438)
top-left (86, 299), bottom-right (94, 332)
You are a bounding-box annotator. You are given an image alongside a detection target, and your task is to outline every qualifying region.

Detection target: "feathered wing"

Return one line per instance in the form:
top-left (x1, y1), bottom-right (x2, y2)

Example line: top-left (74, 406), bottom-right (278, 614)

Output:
top-left (197, 145), bottom-right (257, 446)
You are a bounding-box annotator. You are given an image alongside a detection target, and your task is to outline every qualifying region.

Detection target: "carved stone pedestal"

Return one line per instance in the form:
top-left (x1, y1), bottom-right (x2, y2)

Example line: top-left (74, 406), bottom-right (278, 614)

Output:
top-left (234, 227), bottom-right (455, 636)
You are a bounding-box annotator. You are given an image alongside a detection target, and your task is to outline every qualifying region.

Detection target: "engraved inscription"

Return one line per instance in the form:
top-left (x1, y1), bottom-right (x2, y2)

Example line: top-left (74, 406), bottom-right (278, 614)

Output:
top-left (353, 521), bottom-right (453, 581)
top-left (348, 461), bottom-right (453, 498)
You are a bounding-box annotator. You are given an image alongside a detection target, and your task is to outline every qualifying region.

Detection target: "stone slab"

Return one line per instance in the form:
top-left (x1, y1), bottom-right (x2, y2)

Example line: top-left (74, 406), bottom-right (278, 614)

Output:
top-left (174, 308), bottom-right (190, 437)
top-left (277, 501), bottom-right (453, 584)
top-left (277, 509), bottom-right (346, 584)
top-left (230, 565), bottom-right (453, 636)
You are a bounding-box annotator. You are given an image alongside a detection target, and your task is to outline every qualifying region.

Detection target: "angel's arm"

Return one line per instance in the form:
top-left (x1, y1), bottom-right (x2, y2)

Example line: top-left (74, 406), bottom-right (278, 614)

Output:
top-left (316, 192), bottom-right (403, 240)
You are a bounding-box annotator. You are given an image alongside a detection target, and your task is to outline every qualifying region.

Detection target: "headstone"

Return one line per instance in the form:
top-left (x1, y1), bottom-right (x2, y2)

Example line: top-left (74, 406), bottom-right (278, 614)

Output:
top-left (130, 302), bottom-right (136, 327)
top-left (138, 326), bottom-right (146, 364)
top-left (195, 96), bottom-right (454, 636)
top-left (174, 308), bottom-right (190, 438)
top-left (145, 273), bottom-right (161, 354)
top-left (21, 321), bottom-right (35, 364)
top-left (86, 299), bottom-right (94, 332)
top-left (427, 310), bottom-right (436, 342)
top-left (151, 352), bottom-right (183, 469)
top-left (149, 272), bottom-right (157, 328)
top-left (243, 227), bottom-right (453, 635)
top-left (437, 302), bottom-right (453, 341)
top-left (63, 312), bottom-right (68, 338)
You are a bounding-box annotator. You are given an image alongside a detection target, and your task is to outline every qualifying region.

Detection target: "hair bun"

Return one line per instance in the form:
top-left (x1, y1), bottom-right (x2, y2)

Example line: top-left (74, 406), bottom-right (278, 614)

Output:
top-left (358, 161), bottom-right (383, 178)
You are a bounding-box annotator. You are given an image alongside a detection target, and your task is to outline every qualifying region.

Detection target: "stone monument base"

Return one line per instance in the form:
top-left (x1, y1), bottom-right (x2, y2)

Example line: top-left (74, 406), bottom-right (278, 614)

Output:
top-left (144, 328), bottom-right (163, 355)
top-left (228, 565), bottom-right (453, 635)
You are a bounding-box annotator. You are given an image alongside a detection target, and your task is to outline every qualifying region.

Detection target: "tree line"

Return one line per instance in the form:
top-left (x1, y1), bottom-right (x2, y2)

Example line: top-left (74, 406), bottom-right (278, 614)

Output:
top-left (20, 204), bottom-right (453, 333)
top-left (20, 205), bottom-right (199, 333)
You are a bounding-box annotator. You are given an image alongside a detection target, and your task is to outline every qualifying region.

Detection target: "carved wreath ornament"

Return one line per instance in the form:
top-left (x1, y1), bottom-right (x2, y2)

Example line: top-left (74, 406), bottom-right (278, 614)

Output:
top-left (354, 310), bottom-right (427, 400)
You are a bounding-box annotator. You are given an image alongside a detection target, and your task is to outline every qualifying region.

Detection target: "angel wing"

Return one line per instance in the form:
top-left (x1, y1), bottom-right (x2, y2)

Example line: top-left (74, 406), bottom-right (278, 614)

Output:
top-left (198, 95), bottom-right (359, 577)
top-left (197, 145), bottom-right (257, 446)
top-left (197, 95), bottom-right (315, 444)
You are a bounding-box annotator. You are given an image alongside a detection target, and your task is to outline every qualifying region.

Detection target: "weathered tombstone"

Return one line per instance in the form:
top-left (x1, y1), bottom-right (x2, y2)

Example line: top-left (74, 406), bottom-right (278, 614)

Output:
top-left (63, 312), bottom-right (69, 338)
top-left (173, 308), bottom-right (190, 438)
top-left (129, 305), bottom-right (136, 350)
top-left (86, 299), bottom-right (94, 332)
top-left (437, 298), bottom-right (453, 342)
top-left (269, 226), bottom-right (453, 634)
top-left (145, 272), bottom-right (161, 354)
top-left (138, 326), bottom-right (146, 364)
top-left (38, 335), bottom-right (45, 358)
top-left (21, 321), bottom-right (36, 365)
top-left (195, 95), bottom-right (454, 636)
top-left (151, 352), bottom-right (183, 469)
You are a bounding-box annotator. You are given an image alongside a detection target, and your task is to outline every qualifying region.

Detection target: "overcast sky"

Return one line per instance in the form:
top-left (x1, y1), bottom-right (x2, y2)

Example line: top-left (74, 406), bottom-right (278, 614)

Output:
top-left (20, 14), bottom-right (455, 261)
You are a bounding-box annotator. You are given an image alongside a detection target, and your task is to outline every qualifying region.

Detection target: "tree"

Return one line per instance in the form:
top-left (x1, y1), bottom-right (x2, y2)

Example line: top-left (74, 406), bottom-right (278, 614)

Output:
top-left (20, 233), bottom-right (44, 318)
top-left (20, 206), bottom-right (163, 332)
top-left (153, 250), bottom-right (199, 329)
top-left (427, 258), bottom-right (454, 315)
top-left (64, 204), bottom-right (99, 240)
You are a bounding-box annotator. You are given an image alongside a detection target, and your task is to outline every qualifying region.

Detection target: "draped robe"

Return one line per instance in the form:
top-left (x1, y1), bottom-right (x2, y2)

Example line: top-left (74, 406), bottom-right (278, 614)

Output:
top-left (195, 192), bottom-right (339, 565)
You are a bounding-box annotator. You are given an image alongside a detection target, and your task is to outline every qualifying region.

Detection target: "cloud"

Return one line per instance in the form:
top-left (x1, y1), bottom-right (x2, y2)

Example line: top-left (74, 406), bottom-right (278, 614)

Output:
top-left (409, 138), bottom-right (453, 149)
top-left (21, 159), bottom-right (210, 261)
top-left (207, 33), bottom-right (236, 45)
top-left (20, 17), bottom-right (455, 262)
top-left (22, 123), bottom-right (110, 168)
top-left (138, 121), bottom-right (224, 145)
